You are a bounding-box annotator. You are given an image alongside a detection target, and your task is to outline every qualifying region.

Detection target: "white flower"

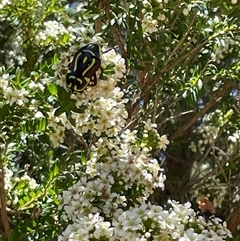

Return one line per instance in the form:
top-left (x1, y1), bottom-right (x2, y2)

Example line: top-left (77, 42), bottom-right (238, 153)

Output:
top-left (29, 81), bottom-right (44, 91)
top-left (0, 0), bottom-right (11, 9)
top-left (142, 14), bottom-right (158, 33)
top-left (183, 8), bottom-right (189, 16)
top-left (189, 141), bottom-right (197, 152)
top-left (20, 173), bottom-right (39, 189)
top-left (114, 57), bottom-right (126, 79)
top-left (3, 167), bottom-right (13, 190)
top-left (35, 111), bottom-right (44, 118)
top-left (0, 73), bottom-right (9, 90)
top-left (158, 13), bottom-right (166, 21)
top-left (159, 135), bottom-right (170, 150)
top-left (143, 0), bottom-right (151, 8)
top-left (4, 87), bottom-right (29, 106)
top-left (48, 125), bottom-right (65, 148)
top-left (179, 228), bottom-right (198, 241)
top-left (36, 20), bottom-right (68, 43)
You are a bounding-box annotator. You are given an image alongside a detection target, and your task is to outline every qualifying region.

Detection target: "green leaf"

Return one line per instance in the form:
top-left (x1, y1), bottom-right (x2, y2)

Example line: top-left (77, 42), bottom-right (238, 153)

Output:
top-left (47, 83), bottom-right (58, 95)
top-left (38, 133), bottom-right (51, 145)
top-left (21, 118), bottom-right (47, 132)
top-left (54, 107), bottom-right (65, 116)
top-left (16, 67), bottom-right (22, 86)
top-left (134, 65), bottom-right (145, 70)
top-left (31, 71), bottom-right (39, 76)
top-left (0, 104), bottom-right (10, 122)
top-left (126, 75), bottom-right (135, 79)
top-left (53, 163), bottom-right (60, 177)
top-left (50, 163), bottom-right (59, 180)
top-left (66, 110), bottom-right (76, 126)
top-left (81, 153), bottom-right (86, 165)
top-left (83, 6), bottom-right (101, 14)
top-left (52, 54), bottom-right (59, 65)
top-left (8, 231), bottom-right (14, 241)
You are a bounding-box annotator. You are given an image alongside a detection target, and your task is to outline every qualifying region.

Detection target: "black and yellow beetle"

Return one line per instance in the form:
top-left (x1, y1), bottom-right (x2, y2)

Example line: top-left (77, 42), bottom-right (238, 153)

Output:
top-left (66, 43), bottom-right (103, 93)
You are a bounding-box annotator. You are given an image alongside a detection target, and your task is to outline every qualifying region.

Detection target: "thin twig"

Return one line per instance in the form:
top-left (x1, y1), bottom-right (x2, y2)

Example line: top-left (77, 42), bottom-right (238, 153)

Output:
top-left (101, 0), bottom-right (129, 58)
top-left (152, 88), bottom-right (159, 123)
top-left (158, 110), bottom-right (195, 128)
top-left (162, 10), bottom-right (199, 70)
top-left (95, 1), bottom-right (102, 33)
top-left (0, 160), bottom-right (10, 236)
top-left (127, 11), bottom-right (198, 123)
top-left (182, 125), bottom-right (233, 196)
top-left (190, 123), bottom-right (226, 182)
top-left (169, 80), bottom-right (234, 141)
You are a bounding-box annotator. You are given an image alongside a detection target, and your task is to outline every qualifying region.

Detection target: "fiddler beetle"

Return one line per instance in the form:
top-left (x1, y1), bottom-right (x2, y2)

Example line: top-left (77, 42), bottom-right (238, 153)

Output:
top-left (66, 43), bottom-right (103, 93)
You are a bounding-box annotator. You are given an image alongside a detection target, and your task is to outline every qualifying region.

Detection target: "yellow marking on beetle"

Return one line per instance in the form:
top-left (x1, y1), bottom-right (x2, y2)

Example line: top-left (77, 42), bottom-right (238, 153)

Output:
top-left (82, 59), bottom-right (96, 76)
top-left (83, 50), bottom-right (95, 55)
top-left (74, 85), bottom-right (80, 91)
top-left (73, 52), bottom-right (82, 71)
top-left (84, 77), bottom-right (90, 83)
top-left (82, 46), bottom-right (102, 58)
top-left (76, 78), bottom-right (83, 84)
top-left (95, 68), bottom-right (102, 78)
top-left (83, 56), bottom-right (88, 63)
top-left (81, 48), bottom-right (102, 62)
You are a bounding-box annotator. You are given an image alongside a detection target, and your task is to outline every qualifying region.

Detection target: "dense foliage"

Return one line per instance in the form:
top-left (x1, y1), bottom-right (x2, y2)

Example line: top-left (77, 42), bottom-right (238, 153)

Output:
top-left (0, 0), bottom-right (240, 240)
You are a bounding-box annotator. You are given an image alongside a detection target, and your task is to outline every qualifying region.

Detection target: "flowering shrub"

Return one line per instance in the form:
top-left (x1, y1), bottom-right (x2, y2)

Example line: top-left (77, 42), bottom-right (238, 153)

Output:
top-left (58, 153), bottom-right (232, 240)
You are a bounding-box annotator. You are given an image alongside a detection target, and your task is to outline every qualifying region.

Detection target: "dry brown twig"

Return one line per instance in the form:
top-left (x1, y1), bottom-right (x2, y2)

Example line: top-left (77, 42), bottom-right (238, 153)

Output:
top-left (101, 0), bottom-right (129, 58)
top-left (227, 200), bottom-right (240, 233)
top-left (169, 80), bottom-right (234, 141)
top-left (0, 153), bottom-right (10, 236)
top-left (126, 11), bottom-right (199, 125)
top-left (95, 1), bottom-right (102, 33)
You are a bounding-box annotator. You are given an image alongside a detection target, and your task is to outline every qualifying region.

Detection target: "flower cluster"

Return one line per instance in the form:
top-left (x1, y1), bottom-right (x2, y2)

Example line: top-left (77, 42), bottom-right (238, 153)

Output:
top-left (0, 0), bottom-right (11, 10)
top-left (2, 164), bottom-right (39, 207)
top-left (49, 44), bottom-right (128, 148)
top-left (188, 109), bottom-right (238, 210)
top-left (47, 108), bottom-right (71, 148)
top-left (5, 34), bottom-right (27, 66)
top-left (18, 173), bottom-right (39, 189)
top-left (59, 155), bottom-right (165, 219)
top-left (139, 119), bottom-right (170, 154)
top-left (58, 213), bottom-right (113, 241)
top-left (58, 154), bottom-right (166, 240)
top-left (141, 0), bottom-right (168, 33)
top-left (189, 124), bottom-right (219, 153)
top-left (72, 87), bottom-right (128, 137)
top-left (191, 175), bottom-right (228, 210)
top-left (2, 167), bottom-right (13, 191)
top-left (142, 13), bottom-right (159, 34)
top-left (58, 193), bottom-right (232, 241)
top-left (189, 108), bottom-right (236, 156)
top-left (36, 20), bottom-right (75, 46)
top-left (0, 69), bottom-right (29, 106)
top-left (194, 214), bottom-right (232, 241)
top-left (212, 36), bottom-right (239, 63)
top-left (141, 1), bottom-right (189, 34)
top-left (90, 121), bottom-right (169, 158)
